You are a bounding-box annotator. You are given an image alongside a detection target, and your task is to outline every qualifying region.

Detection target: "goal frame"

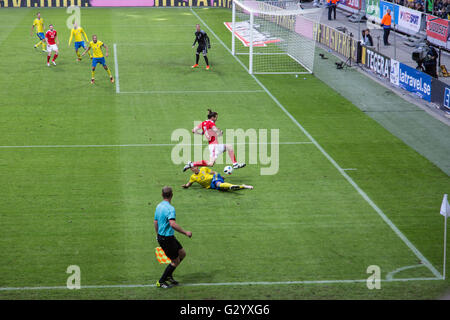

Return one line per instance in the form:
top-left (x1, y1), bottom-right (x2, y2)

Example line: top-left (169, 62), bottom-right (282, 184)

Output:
top-left (231, 0), bottom-right (318, 75)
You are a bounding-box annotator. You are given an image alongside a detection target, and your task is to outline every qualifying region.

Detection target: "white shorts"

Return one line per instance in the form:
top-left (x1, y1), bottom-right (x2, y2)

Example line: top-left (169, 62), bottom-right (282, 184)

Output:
top-left (208, 144), bottom-right (226, 161)
top-left (47, 44), bottom-right (58, 53)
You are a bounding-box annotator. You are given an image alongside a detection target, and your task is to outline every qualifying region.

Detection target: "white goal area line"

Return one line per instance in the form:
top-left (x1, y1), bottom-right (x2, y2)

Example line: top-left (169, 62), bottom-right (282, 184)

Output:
top-left (119, 90), bottom-right (265, 94)
top-left (113, 44), bottom-right (120, 94)
top-left (0, 277), bottom-right (442, 292)
top-left (189, 8), bottom-right (443, 280)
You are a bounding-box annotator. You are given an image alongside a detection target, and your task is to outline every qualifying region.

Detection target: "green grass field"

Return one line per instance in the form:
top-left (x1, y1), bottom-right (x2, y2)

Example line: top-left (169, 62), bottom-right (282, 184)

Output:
top-left (0, 7), bottom-right (449, 300)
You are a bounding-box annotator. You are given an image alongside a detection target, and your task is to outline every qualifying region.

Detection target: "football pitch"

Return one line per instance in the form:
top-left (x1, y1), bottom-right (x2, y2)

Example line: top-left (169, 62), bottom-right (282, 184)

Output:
top-left (0, 7), bottom-right (449, 300)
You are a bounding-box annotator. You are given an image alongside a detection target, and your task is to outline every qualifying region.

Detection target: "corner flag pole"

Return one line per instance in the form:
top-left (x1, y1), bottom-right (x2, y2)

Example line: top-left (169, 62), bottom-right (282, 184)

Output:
top-left (444, 210), bottom-right (447, 279)
top-left (440, 194), bottom-right (449, 280)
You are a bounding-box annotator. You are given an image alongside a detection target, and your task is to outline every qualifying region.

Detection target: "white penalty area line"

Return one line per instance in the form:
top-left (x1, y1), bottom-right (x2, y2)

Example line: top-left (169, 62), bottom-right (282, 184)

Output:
top-left (0, 277), bottom-right (442, 292)
top-left (189, 8), bottom-right (443, 280)
top-left (0, 142), bottom-right (313, 149)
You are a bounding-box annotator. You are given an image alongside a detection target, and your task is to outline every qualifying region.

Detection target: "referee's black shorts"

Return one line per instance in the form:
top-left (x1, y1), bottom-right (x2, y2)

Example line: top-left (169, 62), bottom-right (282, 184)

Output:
top-left (157, 234), bottom-right (183, 260)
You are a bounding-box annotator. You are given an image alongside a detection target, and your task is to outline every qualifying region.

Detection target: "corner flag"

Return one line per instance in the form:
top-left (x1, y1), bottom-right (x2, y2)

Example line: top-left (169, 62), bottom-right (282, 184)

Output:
top-left (440, 194), bottom-right (450, 217)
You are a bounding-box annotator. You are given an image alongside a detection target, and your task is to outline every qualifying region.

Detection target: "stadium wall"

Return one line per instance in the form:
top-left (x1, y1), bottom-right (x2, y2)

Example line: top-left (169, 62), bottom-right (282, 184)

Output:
top-left (0, 0), bottom-right (232, 7)
top-left (315, 23), bottom-right (359, 63)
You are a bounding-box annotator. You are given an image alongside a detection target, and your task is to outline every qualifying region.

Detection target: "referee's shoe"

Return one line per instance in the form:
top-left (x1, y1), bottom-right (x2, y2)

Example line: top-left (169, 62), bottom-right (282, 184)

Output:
top-left (156, 280), bottom-right (173, 289)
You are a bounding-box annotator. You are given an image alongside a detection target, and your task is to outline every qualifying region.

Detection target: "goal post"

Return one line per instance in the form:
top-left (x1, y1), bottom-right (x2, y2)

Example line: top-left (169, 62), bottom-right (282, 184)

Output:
top-left (230, 0), bottom-right (321, 75)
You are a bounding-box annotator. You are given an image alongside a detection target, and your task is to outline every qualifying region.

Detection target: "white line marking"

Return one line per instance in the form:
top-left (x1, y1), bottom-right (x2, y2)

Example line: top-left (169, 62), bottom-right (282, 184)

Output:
top-left (0, 277), bottom-right (442, 292)
top-left (342, 168), bottom-right (357, 171)
top-left (0, 142), bottom-right (313, 149)
top-left (119, 90), bottom-right (264, 94)
top-left (386, 264), bottom-right (426, 280)
top-left (190, 8), bottom-right (442, 280)
top-left (113, 43), bottom-right (120, 94)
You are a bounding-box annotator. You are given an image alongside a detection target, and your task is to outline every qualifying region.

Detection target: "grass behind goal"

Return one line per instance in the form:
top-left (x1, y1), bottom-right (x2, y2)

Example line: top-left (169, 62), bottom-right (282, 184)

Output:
top-left (0, 7), bottom-right (449, 299)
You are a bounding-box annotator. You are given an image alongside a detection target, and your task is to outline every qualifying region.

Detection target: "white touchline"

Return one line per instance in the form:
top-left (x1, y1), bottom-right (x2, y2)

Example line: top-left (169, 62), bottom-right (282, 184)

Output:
top-left (113, 43), bottom-right (120, 94)
top-left (0, 142), bottom-right (313, 149)
top-left (189, 8), bottom-right (443, 280)
top-left (0, 277), bottom-right (442, 292)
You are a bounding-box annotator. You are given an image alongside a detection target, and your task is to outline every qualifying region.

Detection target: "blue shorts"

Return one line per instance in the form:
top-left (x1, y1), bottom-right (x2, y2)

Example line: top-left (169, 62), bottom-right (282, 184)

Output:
top-left (92, 57), bottom-right (106, 68)
top-left (37, 32), bottom-right (45, 40)
top-left (74, 41), bottom-right (85, 50)
top-left (210, 174), bottom-right (225, 190)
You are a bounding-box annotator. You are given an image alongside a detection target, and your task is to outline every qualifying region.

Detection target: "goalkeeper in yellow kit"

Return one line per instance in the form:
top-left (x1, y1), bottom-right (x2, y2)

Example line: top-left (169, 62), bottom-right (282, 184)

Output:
top-left (68, 23), bottom-right (92, 61)
top-left (182, 167), bottom-right (253, 191)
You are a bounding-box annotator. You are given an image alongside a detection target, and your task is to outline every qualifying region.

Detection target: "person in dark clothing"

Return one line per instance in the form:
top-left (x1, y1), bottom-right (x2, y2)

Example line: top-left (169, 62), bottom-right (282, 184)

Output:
top-left (423, 41), bottom-right (439, 78)
top-left (192, 24), bottom-right (211, 70)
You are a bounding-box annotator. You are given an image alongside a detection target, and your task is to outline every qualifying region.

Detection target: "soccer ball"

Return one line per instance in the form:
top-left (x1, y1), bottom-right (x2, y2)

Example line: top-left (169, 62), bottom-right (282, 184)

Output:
top-left (224, 166), bottom-right (233, 175)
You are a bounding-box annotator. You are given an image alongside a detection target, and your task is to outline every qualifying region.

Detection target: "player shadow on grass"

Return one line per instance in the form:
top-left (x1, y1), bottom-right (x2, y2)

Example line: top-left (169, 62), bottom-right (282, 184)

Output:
top-left (182, 185), bottom-right (247, 197)
top-left (178, 270), bottom-right (219, 284)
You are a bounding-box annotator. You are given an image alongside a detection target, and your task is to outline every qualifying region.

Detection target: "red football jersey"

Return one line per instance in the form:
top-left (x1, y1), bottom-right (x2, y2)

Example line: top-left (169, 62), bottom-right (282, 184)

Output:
top-left (45, 30), bottom-right (57, 45)
top-left (199, 120), bottom-right (217, 144)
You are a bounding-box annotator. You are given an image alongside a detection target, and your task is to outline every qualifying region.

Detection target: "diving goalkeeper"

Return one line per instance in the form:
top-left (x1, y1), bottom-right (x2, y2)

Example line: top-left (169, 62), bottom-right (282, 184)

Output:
top-left (182, 167), bottom-right (253, 191)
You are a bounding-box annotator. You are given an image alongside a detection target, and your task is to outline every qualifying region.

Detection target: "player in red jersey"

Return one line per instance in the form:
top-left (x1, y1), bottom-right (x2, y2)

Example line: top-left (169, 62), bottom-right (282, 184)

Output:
top-left (45, 24), bottom-right (59, 67)
top-left (183, 109), bottom-right (246, 172)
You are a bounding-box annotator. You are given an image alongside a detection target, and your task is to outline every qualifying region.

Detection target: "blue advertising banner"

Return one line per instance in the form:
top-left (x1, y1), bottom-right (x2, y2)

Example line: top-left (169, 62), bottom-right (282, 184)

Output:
top-left (431, 78), bottom-right (450, 113)
top-left (398, 63), bottom-right (432, 101)
top-left (379, 1), bottom-right (399, 25)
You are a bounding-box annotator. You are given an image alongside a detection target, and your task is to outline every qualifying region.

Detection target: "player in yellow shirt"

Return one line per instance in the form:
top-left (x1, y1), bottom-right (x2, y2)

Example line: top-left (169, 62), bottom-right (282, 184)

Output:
top-left (30, 12), bottom-right (46, 51)
top-left (81, 35), bottom-right (114, 84)
top-left (182, 167), bottom-right (253, 191)
top-left (68, 23), bottom-right (92, 61)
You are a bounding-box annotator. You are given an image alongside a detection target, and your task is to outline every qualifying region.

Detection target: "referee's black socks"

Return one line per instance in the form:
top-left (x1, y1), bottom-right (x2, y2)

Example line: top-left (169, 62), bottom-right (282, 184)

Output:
top-left (195, 53), bottom-right (200, 65)
top-left (204, 56), bottom-right (209, 66)
top-left (160, 263), bottom-right (176, 282)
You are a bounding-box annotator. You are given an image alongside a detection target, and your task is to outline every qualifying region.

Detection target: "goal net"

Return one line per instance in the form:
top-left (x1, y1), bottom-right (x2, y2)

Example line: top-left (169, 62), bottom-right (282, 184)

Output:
top-left (229, 0), bottom-right (321, 74)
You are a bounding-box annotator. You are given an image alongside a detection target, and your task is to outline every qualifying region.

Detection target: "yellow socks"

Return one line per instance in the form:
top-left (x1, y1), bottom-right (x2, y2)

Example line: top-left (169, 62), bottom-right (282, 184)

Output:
top-left (219, 183), bottom-right (235, 190)
top-left (91, 70), bottom-right (95, 79)
top-left (106, 68), bottom-right (112, 78)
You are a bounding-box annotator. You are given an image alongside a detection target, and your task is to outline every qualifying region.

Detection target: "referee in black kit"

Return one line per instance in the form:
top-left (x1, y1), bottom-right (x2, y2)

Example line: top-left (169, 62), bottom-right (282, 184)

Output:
top-left (192, 23), bottom-right (211, 70)
top-left (154, 186), bottom-right (192, 288)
